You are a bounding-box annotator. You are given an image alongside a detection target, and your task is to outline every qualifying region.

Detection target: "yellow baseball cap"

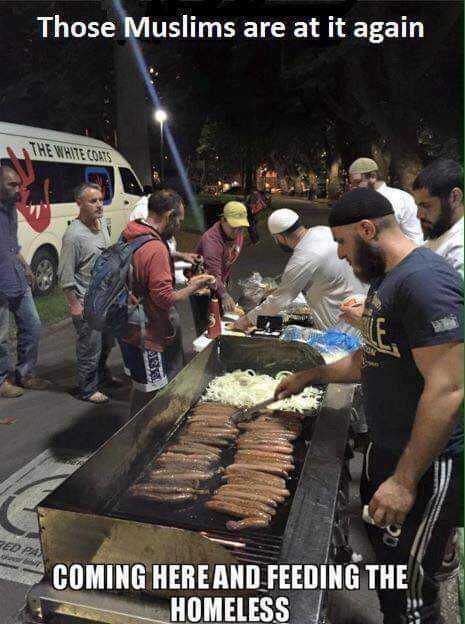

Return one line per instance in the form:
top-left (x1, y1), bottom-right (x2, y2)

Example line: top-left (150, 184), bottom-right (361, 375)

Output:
top-left (349, 157), bottom-right (379, 175)
top-left (223, 201), bottom-right (250, 227)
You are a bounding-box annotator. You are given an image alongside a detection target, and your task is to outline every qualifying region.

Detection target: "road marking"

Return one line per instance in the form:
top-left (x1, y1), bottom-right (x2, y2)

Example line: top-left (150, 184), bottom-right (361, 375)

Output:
top-left (0, 449), bottom-right (89, 586)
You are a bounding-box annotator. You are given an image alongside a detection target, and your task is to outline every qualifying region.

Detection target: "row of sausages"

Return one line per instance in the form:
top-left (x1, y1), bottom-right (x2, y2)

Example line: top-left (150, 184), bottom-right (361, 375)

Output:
top-left (205, 412), bottom-right (303, 530)
top-left (129, 403), bottom-right (239, 503)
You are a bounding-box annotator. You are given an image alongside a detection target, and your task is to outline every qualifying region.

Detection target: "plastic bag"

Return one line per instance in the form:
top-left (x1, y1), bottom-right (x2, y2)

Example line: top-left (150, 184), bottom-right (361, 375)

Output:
top-left (238, 272), bottom-right (279, 306)
top-left (281, 325), bottom-right (361, 361)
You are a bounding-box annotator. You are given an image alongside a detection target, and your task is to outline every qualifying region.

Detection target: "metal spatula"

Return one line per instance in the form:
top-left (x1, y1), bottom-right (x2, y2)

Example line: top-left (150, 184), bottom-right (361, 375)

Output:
top-left (230, 396), bottom-right (277, 423)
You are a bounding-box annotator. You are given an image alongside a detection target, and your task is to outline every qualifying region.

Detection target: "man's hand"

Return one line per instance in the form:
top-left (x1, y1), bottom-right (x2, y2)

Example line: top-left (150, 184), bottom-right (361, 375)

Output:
top-left (181, 252), bottom-right (202, 264)
top-left (221, 293), bottom-right (237, 313)
top-left (232, 315), bottom-right (251, 331)
top-left (69, 299), bottom-right (84, 319)
top-left (339, 302), bottom-right (364, 328)
top-left (368, 475), bottom-right (417, 527)
top-left (189, 273), bottom-right (215, 292)
top-left (25, 266), bottom-right (35, 287)
top-left (274, 371), bottom-right (311, 401)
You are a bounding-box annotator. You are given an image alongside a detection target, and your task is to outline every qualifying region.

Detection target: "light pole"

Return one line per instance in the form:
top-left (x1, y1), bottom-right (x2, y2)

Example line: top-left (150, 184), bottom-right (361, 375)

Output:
top-left (154, 109), bottom-right (168, 184)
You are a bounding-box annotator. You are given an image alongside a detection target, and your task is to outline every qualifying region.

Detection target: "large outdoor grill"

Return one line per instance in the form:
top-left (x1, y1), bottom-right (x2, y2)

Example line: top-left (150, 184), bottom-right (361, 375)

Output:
top-left (23, 336), bottom-right (354, 624)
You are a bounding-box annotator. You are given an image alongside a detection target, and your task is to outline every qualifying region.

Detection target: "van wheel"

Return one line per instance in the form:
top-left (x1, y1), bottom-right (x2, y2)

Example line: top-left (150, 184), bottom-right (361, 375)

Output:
top-left (31, 249), bottom-right (57, 297)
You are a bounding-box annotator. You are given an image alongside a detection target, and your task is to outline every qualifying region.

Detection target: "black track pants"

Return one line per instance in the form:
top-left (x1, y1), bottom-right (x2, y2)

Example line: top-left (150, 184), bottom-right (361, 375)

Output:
top-left (360, 443), bottom-right (462, 624)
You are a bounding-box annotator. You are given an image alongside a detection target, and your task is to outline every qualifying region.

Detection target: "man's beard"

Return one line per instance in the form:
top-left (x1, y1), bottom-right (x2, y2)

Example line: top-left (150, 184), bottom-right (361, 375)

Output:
top-left (161, 224), bottom-right (176, 241)
top-left (352, 235), bottom-right (387, 283)
top-left (278, 242), bottom-right (293, 254)
top-left (423, 197), bottom-right (454, 240)
top-left (2, 192), bottom-right (20, 206)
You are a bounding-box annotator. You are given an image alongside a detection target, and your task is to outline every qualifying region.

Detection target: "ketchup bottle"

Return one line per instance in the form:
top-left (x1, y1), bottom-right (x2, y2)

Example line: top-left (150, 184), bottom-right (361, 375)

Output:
top-left (207, 297), bottom-right (222, 338)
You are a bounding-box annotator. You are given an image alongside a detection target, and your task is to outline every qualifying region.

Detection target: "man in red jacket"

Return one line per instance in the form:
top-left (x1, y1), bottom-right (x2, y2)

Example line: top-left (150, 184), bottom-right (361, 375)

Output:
top-left (120, 189), bottom-right (213, 414)
top-left (191, 201), bottom-right (249, 335)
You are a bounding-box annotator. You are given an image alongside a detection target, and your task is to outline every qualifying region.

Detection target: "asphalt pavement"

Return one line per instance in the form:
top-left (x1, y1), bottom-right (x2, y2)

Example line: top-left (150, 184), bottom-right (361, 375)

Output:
top-left (0, 196), bottom-right (458, 623)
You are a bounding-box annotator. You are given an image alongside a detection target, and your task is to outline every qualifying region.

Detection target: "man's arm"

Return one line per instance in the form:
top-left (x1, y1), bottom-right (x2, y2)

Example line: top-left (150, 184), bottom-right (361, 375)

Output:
top-left (241, 254), bottom-right (315, 327)
top-left (63, 287), bottom-right (83, 318)
top-left (275, 348), bottom-right (363, 400)
top-left (368, 341), bottom-right (463, 527)
top-left (201, 235), bottom-right (236, 311)
top-left (172, 250), bottom-right (202, 264)
top-left (174, 274), bottom-right (215, 301)
top-left (146, 245), bottom-right (213, 307)
top-left (58, 236), bottom-right (82, 317)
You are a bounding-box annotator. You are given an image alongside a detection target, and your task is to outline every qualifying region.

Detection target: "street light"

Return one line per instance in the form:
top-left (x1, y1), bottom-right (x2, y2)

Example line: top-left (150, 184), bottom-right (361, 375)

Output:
top-left (154, 109), bottom-right (168, 183)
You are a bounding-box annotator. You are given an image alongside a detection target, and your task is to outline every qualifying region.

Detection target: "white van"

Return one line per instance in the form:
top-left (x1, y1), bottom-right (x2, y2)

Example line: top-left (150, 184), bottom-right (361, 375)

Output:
top-left (0, 122), bottom-right (146, 295)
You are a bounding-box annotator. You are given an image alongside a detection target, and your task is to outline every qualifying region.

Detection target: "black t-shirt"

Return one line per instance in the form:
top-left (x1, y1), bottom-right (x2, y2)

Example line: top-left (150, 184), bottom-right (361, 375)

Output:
top-left (361, 247), bottom-right (463, 456)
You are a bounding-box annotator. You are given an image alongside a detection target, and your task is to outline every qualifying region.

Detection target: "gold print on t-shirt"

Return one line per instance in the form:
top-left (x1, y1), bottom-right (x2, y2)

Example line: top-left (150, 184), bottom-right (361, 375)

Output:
top-left (361, 296), bottom-right (401, 359)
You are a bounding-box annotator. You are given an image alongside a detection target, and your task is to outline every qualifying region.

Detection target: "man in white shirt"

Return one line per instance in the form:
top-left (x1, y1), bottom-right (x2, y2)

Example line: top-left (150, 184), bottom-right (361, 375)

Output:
top-left (233, 209), bottom-right (366, 335)
top-left (412, 158), bottom-right (463, 278)
top-left (348, 157), bottom-right (424, 243)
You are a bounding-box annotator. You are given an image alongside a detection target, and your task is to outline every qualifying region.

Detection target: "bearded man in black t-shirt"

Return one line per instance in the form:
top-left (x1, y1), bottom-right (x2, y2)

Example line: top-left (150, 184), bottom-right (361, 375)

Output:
top-left (276, 188), bottom-right (463, 624)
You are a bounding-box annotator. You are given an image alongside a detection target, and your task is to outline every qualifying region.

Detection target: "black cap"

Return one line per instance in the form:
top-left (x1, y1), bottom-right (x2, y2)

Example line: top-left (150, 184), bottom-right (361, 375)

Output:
top-left (329, 188), bottom-right (394, 227)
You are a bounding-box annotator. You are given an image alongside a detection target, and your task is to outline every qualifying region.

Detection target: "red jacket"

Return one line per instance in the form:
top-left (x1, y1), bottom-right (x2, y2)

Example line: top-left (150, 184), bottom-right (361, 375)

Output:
top-left (196, 221), bottom-right (243, 297)
top-left (122, 219), bottom-right (177, 352)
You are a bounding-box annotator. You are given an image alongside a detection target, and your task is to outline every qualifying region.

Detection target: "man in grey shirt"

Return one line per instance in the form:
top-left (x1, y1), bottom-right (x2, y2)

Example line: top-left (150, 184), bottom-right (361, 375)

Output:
top-left (59, 182), bottom-right (122, 403)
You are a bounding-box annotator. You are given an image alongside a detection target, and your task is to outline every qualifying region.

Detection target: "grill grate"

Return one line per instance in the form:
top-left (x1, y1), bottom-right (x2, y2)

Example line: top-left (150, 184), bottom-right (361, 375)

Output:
top-left (199, 529), bottom-right (283, 592)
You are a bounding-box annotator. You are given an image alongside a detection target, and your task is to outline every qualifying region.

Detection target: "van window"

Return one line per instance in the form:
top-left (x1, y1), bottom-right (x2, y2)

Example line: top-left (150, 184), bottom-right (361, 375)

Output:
top-left (0, 157), bottom-right (114, 204)
top-left (120, 167), bottom-right (143, 196)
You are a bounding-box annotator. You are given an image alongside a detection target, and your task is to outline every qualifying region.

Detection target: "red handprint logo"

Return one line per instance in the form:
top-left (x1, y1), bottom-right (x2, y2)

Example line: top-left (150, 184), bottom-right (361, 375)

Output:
top-left (7, 147), bottom-right (51, 233)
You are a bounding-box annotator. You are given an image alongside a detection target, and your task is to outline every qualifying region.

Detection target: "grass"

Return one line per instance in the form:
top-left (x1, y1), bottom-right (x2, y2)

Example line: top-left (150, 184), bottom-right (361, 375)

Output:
top-left (8, 287), bottom-right (69, 342)
top-left (34, 288), bottom-right (69, 326)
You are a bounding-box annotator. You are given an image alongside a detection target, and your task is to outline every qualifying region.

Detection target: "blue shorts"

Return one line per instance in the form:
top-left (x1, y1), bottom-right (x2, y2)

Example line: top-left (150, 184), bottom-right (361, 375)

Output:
top-left (119, 342), bottom-right (169, 392)
top-left (119, 338), bottom-right (184, 393)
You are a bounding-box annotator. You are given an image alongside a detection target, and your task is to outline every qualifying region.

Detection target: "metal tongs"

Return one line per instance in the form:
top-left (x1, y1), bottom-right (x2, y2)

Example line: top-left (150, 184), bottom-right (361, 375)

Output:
top-left (230, 396), bottom-right (277, 424)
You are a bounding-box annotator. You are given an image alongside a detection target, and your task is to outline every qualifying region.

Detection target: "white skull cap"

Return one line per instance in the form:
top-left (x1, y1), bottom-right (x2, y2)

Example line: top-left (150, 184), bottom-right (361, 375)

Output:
top-left (267, 208), bottom-right (299, 235)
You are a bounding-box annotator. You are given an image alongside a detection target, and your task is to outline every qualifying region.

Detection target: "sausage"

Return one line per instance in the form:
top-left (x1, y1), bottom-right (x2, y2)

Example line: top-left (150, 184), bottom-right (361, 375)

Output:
top-left (155, 458), bottom-right (217, 471)
top-left (237, 442), bottom-right (293, 454)
top-left (222, 482), bottom-right (289, 501)
top-left (211, 495), bottom-right (276, 516)
top-left (131, 490), bottom-right (196, 503)
top-left (236, 449), bottom-right (293, 461)
top-left (216, 486), bottom-right (278, 507)
top-left (237, 422), bottom-right (291, 431)
top-left (234, 454), bottom-right (293, 468)
top-left (241, 430), bottom-right (298, 442)
top-left (221, 468), bottom-right (286, 487)
top-left (183, 427), bottom-right (237, 439)
top-left (177, 435), bottom-right (230, 447)
top-left (157, 453), bottom-right (217, 465)
top-left (130, 484), bottom-right (206, 495)
top-left (205, 499), bottom-right (270, 521)
top-left (149, 469), bottom-right (213, 482)
top-left (226, 463), bottom-right (290, 477)
top-left (241, 430), bottom-right (297, 442)
top-left (153, 463), bottom-right (218, 476)
top-left (189, 417), bottom-right (237, 429)
top-left (169, 443), bottom-right (221, 457)
top-left (226, 517), bottom-right (270, 531)
top-left (235, 449), bottom-right (294, 462)
top-left (233, 459), bottom-right (293, 472)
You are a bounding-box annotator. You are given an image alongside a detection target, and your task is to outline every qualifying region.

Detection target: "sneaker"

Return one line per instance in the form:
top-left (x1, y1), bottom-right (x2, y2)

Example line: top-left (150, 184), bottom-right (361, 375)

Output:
top-left (19, 376), bottom-right (52, 391)
top-left (0, 380), bottom-right (24, 398)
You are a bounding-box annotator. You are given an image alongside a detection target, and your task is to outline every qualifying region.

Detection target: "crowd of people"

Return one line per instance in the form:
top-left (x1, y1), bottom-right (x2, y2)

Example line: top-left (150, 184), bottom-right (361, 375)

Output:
top-left (0, 155), bottom-right (462, 624)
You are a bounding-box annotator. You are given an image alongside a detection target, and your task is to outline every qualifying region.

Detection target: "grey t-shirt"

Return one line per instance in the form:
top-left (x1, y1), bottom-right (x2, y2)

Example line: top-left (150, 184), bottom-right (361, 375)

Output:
top-left (59, 218), bottom-right (110, 300)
